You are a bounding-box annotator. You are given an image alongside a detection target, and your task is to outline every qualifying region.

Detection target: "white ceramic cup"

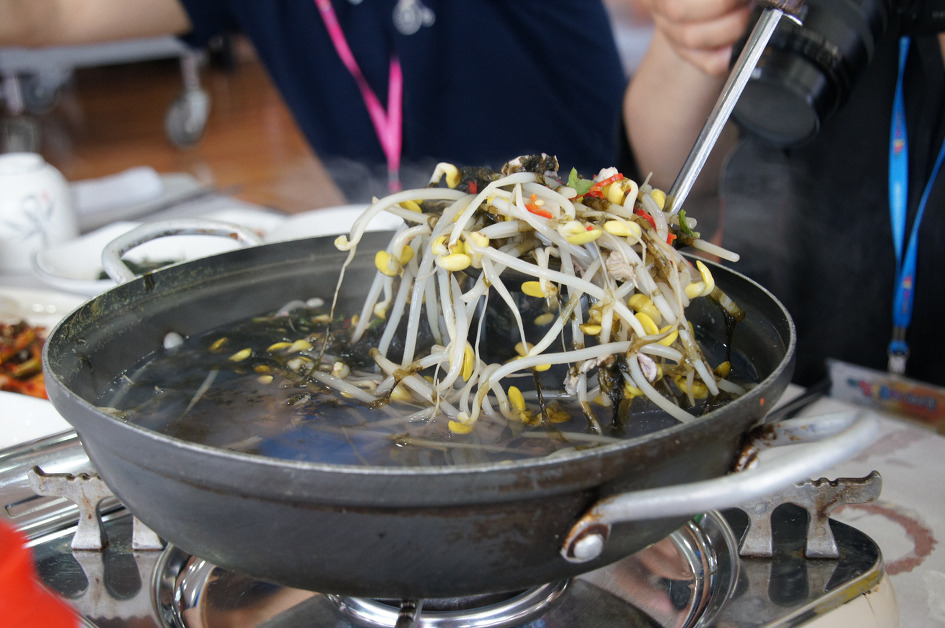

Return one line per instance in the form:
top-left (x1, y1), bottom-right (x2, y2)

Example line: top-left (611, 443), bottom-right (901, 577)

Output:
top-left (0, 153), bottom-right (78, 273)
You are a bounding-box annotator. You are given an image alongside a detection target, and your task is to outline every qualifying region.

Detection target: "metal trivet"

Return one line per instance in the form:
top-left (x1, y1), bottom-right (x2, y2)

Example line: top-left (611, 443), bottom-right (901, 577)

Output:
top-left (27, 466), bottom-right (163, 551)
top-left (737, 470), bottom-right (883, 558)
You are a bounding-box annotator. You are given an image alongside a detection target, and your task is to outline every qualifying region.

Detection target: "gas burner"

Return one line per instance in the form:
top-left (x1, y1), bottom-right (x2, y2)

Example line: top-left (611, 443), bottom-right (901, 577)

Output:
top-left (4, 433), bottom-right (897, 627)
top-left (22, 503), bottom-right (892, 627)
top-left (326, 582), bottom-right (570, 627)
top-left (118, 509), bottom-right (741, 627)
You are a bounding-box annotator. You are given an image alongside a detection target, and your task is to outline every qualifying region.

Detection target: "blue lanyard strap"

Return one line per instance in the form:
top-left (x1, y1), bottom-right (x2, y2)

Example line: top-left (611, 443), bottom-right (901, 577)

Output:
top-left (887, 36), bottom-right (945, 374)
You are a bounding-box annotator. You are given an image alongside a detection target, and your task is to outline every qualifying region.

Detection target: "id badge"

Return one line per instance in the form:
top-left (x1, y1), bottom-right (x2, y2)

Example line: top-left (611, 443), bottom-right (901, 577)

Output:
top-left (828, 359), bottom-right (945, 433)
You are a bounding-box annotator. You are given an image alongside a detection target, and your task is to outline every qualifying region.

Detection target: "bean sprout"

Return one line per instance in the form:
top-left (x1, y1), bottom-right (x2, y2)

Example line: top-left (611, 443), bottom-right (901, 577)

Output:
top-left (322, 155), bottom-right (743, 435)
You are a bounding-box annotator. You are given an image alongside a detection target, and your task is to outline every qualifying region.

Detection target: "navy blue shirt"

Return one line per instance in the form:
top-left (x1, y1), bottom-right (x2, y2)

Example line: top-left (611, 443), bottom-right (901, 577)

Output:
top-left (719, 32), bottom-right (945, 387)
top-left (179, 0), bottom-right (628, 200)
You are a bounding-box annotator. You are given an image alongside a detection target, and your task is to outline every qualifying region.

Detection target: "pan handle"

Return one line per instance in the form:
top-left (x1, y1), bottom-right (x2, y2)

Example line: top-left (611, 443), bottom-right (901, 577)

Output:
top-left (560, 409), bottom-right (880, 563)
top-left (101, 219), bottom-right (264, 284)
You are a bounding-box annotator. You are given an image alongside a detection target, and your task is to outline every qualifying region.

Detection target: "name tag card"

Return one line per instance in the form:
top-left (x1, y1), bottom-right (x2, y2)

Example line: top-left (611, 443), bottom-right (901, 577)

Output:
top-left (828, 359), bottom-right (945, 434)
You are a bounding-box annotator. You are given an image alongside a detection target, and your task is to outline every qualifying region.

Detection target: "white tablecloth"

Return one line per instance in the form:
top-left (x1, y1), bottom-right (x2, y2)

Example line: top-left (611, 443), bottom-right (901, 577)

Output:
top-left (797, 390), bottom-right (945, 627)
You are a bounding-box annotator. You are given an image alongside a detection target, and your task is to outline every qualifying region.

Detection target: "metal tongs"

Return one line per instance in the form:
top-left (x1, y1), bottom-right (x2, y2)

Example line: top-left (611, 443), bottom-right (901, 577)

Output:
top-left (666, 0), bottom-right (805, 216)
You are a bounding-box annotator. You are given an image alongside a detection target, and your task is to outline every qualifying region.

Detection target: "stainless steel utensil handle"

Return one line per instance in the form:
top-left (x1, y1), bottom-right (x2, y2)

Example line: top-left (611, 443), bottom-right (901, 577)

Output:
top-left (101, 219), bottom-right (264, 284)
top-left (666, 2), bottom-right (802, 215)
top-left (560, 409), bottom-right (878, 563)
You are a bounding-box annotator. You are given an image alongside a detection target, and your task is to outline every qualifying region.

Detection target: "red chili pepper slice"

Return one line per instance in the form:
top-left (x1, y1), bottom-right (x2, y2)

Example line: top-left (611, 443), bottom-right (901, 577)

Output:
top-left (583, 173), bottom-right (625, 199)
top-left (634, 208), bottom-right (656, 230)
top-left (467, 180), bottom-right (478, 194)
top-left (593, 173), bottom-right (624, 189)
top-left (525, 194), bottom-right (552, 219)
top-left (581, 174), bottom-right (622, 199)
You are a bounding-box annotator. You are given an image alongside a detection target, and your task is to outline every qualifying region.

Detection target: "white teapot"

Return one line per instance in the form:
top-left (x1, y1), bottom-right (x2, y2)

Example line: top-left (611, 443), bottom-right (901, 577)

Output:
top-left (0, 153), bottom-right (77, 273)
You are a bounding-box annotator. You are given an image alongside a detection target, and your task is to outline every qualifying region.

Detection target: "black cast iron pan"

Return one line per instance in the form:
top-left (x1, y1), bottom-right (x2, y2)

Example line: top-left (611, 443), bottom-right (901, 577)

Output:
top-left (41, 221), bottom-right (877, 599)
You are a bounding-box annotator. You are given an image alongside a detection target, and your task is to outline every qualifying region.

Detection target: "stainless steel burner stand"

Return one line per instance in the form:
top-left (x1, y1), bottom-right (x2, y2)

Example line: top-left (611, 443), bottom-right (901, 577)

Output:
top-left (3, 431), bottom-right (893, 627)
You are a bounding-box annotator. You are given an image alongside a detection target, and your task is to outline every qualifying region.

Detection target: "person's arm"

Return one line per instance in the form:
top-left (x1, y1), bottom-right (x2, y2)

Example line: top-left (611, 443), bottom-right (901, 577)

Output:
top-left (624, 0), bottom-right (751, 192)
top-left (0, 0), bottom-right (192, 47)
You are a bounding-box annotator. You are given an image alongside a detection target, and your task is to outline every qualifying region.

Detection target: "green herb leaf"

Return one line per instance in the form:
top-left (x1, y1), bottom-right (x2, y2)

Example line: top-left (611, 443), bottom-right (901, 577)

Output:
top-left (567, 167), bottom-right (594, 196)
top-left (677, 209), bottom-right (699, 238)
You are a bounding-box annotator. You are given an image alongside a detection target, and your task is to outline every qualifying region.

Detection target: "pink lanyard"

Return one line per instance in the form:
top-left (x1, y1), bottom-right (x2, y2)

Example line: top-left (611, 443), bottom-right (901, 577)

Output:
top-left (314, 0), bottom-right (403, 191)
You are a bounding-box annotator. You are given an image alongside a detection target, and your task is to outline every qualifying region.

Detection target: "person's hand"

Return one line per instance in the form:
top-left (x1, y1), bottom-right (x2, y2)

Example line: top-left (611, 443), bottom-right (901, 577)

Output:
top-left (0, 0), bottom-right (191, 48)
top-left (639, 0), bottom-right (753, 76)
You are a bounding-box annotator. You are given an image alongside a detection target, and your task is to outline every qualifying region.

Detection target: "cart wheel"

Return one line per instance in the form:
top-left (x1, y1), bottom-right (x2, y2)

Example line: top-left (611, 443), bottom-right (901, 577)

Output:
top-left (20, 74), bottom-right (62, 115)
top-left (164, 87), bottom-right (210, 148)
top-left (1, 116), bottom-right (41, 153)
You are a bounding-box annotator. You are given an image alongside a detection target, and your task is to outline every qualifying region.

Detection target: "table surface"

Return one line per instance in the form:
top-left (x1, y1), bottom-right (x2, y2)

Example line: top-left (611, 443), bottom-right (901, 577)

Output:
top-left (3, 186), bottom-right (942, 626)
top-left (793, 388), bottom-right (945, 627)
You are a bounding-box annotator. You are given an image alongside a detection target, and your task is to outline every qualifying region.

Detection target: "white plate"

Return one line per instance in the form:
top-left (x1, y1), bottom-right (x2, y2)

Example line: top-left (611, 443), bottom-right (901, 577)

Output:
top-left (264, 205), bottom-right (400, 241)
top-left (0, 391), bottom-right (72, 449)
top-left (0, 286), bottom-right (86, 329)
top-left (1, 287), bottom-right (83, 448)
top-left (31, 222), bottom-right (139, 296)
top-left (32, 208), bottom-right (287, 296)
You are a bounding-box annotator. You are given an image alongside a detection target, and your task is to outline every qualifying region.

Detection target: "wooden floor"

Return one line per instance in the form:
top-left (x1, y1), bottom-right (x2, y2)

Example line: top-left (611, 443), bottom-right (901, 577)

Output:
top-left (11, 43), bottom-right (346, 215)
